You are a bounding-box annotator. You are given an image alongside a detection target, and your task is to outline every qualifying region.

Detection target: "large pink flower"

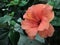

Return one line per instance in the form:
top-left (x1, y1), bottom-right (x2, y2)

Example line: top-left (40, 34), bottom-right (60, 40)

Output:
top-left (21, 4), bottom-right (55, 39)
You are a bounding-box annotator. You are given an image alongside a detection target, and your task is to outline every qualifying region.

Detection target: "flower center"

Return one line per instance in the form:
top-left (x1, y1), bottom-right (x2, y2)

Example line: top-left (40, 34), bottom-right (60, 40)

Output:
top-left (38, 20), bottom-right (41, 25)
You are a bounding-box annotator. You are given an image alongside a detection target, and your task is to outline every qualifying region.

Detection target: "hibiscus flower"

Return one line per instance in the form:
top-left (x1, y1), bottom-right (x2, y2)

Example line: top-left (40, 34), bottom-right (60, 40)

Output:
top-left (21, 4), bottom-right (55, 39)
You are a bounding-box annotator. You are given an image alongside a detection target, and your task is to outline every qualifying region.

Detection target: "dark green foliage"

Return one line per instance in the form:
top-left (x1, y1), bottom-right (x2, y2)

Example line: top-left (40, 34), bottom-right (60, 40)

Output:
top-left (9, 30), bottom-right (20, 45)
top-left (48, 0), bottom-right (60, 26)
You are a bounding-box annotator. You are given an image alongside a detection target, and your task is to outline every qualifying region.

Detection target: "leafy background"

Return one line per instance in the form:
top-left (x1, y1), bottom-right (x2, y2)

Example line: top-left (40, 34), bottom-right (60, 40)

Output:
top-left (0, 0), bottom-right (60, 45)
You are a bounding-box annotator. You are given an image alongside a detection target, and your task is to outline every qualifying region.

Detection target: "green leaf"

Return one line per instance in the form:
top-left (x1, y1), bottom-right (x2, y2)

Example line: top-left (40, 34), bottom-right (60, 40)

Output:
top-left (9, 12), bottom-right (15, 17)
top-left (51, 16), bottom-right (60, 26)
top-left (0, 28), bottom-right (9, 40)
top-left (9, 30), bottom-right (20, 45)
top-left (48, 0), bottom-right (60, 9)
top-left (0, 26), bottom-right (9, 45)
top-left (10, 20), bottom-right (16, 26)
top-left (18, 34), bottom-right (45, 45)
top-left (0, 15), bottom-right (12, 24)
top-left (0, 24), bottom-right (7, 28)
top-left (6, 0), bottom-right (19, 6)
top-left (54, 0), bottom-right (60, 9)
top-left (13, 0), bottom-right (20, 3)
top-left (47, 0), bottom-right (55, 6)
top-left (19, 0), bottom-right (29, 6)
top-left (35, 34), bottom-right (45, 43)
top-left (0, 37), bottom-right (9, 45)
top-left (14, 22), bottom-right (24, 34)
top-left (17, 18), bottom-right (22, 23)
top-left (1, 0), bottom-right (9, 2)
top-left (54, 10), bottom-right (60, 17)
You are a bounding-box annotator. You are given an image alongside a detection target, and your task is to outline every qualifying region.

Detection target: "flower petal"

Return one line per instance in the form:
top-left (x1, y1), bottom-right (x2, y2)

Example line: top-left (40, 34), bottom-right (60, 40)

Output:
top-left (38, 24), bottom-right (55, 38)
top-left (47, 24), bottom-right (55, 37)
top-left (30, 4), bottom-right (46, 20)
top-left (38, 17), bottom-right (49, 31)
top-left (25, 27), bottom-right (38, 39)
top-left (42, 5), bottom-right (54, 22)
top-left (38, 30), bottom-right (48, 38)
top-left (23, 9), bottom-right (37, 22)
top-left (21, 19), bottom-right (38, 30)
